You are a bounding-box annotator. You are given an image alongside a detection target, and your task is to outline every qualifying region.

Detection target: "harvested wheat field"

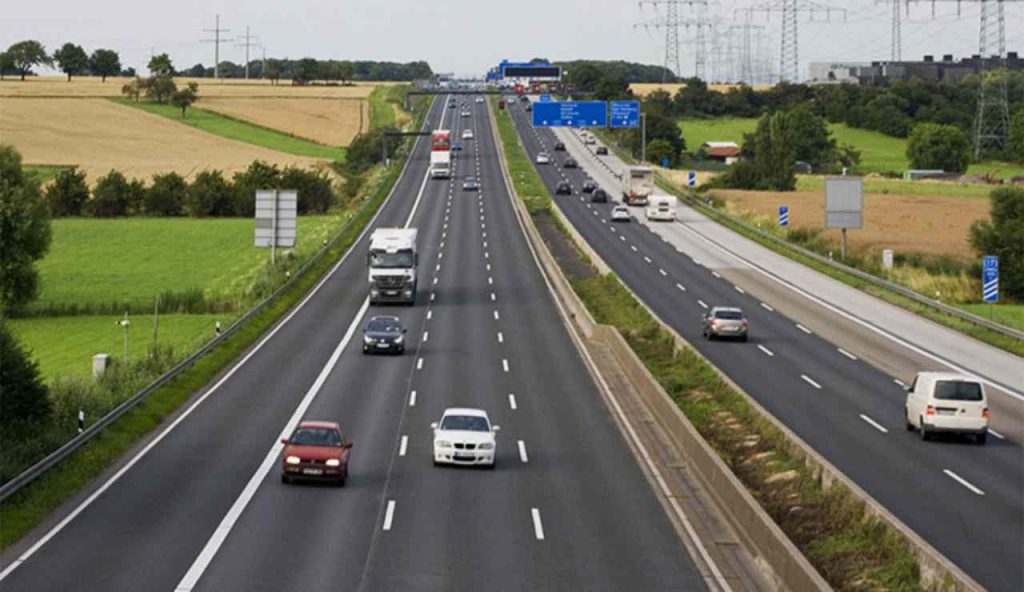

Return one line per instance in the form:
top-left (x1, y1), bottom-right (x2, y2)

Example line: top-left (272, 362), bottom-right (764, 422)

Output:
top-left (1, 97), bottom-right (321, 181)
top-left (200, 97), bottom-right (370, 146)
top-left (0, 76), bottom-right (382, 98)
top-left (713, 189), bottom-right (989, 259)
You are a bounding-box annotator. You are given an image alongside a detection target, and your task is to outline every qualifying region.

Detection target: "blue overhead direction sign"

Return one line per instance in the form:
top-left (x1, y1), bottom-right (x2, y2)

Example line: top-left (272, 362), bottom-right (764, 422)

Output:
top-left (983, 255), bottom-right (999, 303)
top-left (610, 101), bottom-right (641, 128)
top-left (532, 101), bottom-right (608, 128)
top-left (779, 206), bottom-right (789, 227)
top-left (539, 94), bottom-right (552, 102)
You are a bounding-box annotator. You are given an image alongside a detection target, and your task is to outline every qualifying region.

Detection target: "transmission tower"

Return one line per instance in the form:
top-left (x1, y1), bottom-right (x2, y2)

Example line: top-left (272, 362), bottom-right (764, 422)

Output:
top-left (975, 0), bottom-right (1010, 157)
top-left (743, 0), bottom-right (846, 83)
top-left (201, 14), bottom-right (233, 79)
top-left (891, 1), bottom-right (903, 61)
top-left (730, 22), bottom-right (766, 84)
top-left (637, 1), bottom-right (711, 80)
top-left (235, 26), bottom-right (259, 79)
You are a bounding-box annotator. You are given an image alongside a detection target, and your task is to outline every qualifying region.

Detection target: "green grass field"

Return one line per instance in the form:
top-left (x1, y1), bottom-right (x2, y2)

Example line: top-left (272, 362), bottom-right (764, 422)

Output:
top-left (113, 99), bottom-right (344, 160)
top-left (9, 313), bottom-right (233, 381)
top-left (32, 216), bottom-right (344, 313)
top-left (24, 165), bottom-right (69, 183)
top-left (368, 86), bottom-right (397, 129)
top-left (680, 117), bottom-right (1023, 180)
top-left (960, 303), bottom-right (1024, 331)
top-left (794, 175), bottom-right (994, 198)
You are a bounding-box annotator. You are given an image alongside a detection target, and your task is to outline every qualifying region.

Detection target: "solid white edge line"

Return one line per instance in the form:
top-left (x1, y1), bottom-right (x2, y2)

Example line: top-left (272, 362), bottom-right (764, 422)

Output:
top-left (838, 348), bottom-right (858, 361)
top-left (801, 374), bottom-right (822, 389)
top-left (757, 345), bottom-right (774, 357)
top-left (531, 508), bottom-right (545, 540)
top-left (409, 390), bottom-right (417, 407)
top-left (383, 500), bottom-right (397, 530)
top-left (518, 440), bottom-right (529, 463)
top-left (399, 435), bottom-right (408, 456)
top-left (859, 414), bottom-right (889, 433)
top-left (508, 394), bottom-right (517, 410)
top-left (943, 469), bottom-right (985, 496)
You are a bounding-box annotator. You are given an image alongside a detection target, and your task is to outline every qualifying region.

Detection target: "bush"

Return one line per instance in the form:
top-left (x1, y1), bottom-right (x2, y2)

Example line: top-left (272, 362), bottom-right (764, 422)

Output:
top-left (145, 172), bottom-right (187, 216)
top-left (971, 186), bottom-right (1024, 300)
top-left (906, 123), bottom-right (971, 173)
top-left (646, 139), bottom-right (678, 168)
top-left (0, 322), bottom-right (51, 428)
top-left (126, 178), bottom-right (146, 216)
top-left (232, 161), bottom-right (281, 217)
top-left (281, 166), bottom-right (334, 214)
top-left (186, 170), bottom-right (233, 217)
top-left (90, 170), bottom-right (131, 217)
top-left (46, 168), bottom-right (89, 217)
top-left (709, 159), bottom-right (761, 190)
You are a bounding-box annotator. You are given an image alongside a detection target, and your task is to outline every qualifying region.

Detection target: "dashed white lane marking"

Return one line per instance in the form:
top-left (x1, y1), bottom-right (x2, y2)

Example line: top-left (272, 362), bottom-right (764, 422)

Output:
top-left (659, 269), bottom-right (667, 276)
top-left (490, 292), bottom-right (496, 302)
top-left (859, 414), bottom-right (888, 433)
top-left (502, 359), bottom-right (510, 373)
top-left (697, 300), bottom-right (708, 309)
top-left (838, 348), bottom-right (858, 361)
top-left (676, 283), bottom-right (686, 292)
top-left (399, 435), bottom-right (408, 456)
top-left (417, 358), bottom-right (424, 370)
top-left (486, 263), bottom-right (491, 272)
top-left (497, 332), bottom-right (504, 343)
top-left (426, 310), bottom-right (432, 320)
top-left (760, 302), bottom-right (774, 312)
top-left (488, 277), bottom-right (494, 285)
top-left (509, 394), bottom-right (518, 410)
top-left (943, 469), bottom-right (985, 495)
top-left (643, 256), bottom-right (652, 264)
top-left (493, 310), bottom-right (500, 320)
top-left (383, 500), bottom-right (397, 530)
top-left (531, 508), bottom-right (545, 540)
top-left (758, 345), bottom-right (774, 357)
top-left (431, 293), bottom-right (436, 302)
top-left (518, 440), bottom-right (529, 463)
top-left (485, 252), bottom-right (490, 259)
top-left (436, 263), bottom-right (441, 272)
top-left (734, 286), bottom-right (745, 294)
top-left (631, 245), bottom-right (638, 252)
top-left (620, 236), bottom-right (626, 241)
top-left (801, 374), bottom-right (822, 389)
top-left (988, 428), bottom-right (1005, 439)
top-left (433, 277), bottom-right (439, 285)
top-left (423, 331), bottom-right (429, 343)
top-left (796, 324), bottom-right (812, 335)
top-left (409, 390), bottom-right (417, 407)
top-left (438, 252), bottom-right (443, 260)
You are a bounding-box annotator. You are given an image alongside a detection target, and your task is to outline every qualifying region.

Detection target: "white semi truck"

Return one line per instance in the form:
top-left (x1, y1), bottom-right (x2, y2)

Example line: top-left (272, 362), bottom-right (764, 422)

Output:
top-left (367, 228), bottom-right (418, 305)
top-left (429, 151), bottom-right (451, 179)
top-left (622, 166), bottom-right (654, 206)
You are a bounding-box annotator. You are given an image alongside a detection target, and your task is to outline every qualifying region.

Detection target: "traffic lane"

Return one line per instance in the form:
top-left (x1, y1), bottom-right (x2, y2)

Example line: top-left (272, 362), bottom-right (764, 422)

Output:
top-left (513, 112), bottom-right (1024, 590)
top-left (0, 98), bottom-right (447, 592)
top-left (191, 135), bottom-right (452, 592)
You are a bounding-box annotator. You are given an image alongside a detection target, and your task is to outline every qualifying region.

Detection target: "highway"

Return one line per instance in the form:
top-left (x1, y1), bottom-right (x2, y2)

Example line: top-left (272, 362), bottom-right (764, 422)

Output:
top-left (507, 99), bottom-right (1024, 592)
top-left (0, 97), bottom-right (707, 591)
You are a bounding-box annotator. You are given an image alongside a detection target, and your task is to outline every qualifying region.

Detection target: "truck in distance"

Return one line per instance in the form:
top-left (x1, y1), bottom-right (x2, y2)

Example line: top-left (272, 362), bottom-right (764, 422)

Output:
top-left (431, 130), bottom-right (451, 152)
top-left (622, 166), bottom-right (654, 206)
top-left (368, 228), bottom-right (418, 305)
top-left (429, 151), bottom-right (451, 179)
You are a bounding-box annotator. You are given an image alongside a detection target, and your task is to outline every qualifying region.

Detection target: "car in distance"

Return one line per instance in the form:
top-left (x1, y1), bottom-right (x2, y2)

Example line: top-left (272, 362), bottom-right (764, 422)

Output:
top-left (536, 152), bottom-right (551, 165)
top-left (281, 421), bottom-right (352, 485)
top-left (462, 176), bottom-right (480, 191)
top-left (432, 408), bottom-right (499, 468)
top-left (362, 315), bottom-right (407, 354)
top-left (596, 146), bottom-right (609, 155)
top-left (905, 372), bottom-right (989, 444)
top-left (563, 157), bottom-right (578, 169)
top-left (553, 141), bottom-right (566, 151)
top-left (701, 307), bottom-right (748, 341)
top-left (555, 181), bottom-right (572, 195)
top-left (451, 142), bottom-right (462, 152)
top-left (582, 179), bottom-right (598, 193)
top-left (610, 204), bottom-right (631, 221)
top-left (475, 96), bottom-right (484, 103)
top-left (462, 129), bottom-right (474, 140)
top-left (591, 188), bottom-right (609, 203)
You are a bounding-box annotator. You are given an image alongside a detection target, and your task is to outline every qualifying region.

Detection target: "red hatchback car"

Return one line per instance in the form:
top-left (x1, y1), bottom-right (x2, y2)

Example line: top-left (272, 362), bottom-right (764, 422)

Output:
top-left (280, 421), bottom-right (352, 485)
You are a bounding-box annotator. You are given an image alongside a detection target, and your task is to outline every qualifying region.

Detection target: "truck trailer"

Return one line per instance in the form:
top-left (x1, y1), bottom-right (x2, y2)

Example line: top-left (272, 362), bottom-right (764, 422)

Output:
top-left (368, 228), bottom-right (418, 305)
top-left (429, 151), bottom-right (451, 179)
top-left (622, 166), bottom-right (654, 206)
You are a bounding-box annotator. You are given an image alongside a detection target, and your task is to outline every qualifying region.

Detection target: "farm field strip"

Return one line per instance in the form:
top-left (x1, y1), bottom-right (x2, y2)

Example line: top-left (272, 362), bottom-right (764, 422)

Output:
top-left (198, 97), bottom-right (368, 147)
top-left (0, 76), bottom-right (383, 98)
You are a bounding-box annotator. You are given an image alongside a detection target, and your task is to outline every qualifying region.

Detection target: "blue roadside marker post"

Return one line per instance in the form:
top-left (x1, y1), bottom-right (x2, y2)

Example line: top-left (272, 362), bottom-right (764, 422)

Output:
top-left (983, 255), bottom-right (999, 320)
top-left (779, 205), bottom-right (789, 233)
top-left (687, 170), bottom-right (696, 188)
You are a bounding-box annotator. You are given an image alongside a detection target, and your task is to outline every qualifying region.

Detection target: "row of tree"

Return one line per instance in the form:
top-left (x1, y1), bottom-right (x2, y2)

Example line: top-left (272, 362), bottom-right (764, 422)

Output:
top-left (44, 160), bottom-right (336, 220)
top-left (1, 40), bottom-right (122, 81)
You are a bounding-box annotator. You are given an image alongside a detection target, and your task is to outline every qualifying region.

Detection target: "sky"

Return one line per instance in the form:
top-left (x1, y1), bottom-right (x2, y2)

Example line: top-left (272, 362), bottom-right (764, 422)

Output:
top-left (3, 0), bottom-right (1023, 81)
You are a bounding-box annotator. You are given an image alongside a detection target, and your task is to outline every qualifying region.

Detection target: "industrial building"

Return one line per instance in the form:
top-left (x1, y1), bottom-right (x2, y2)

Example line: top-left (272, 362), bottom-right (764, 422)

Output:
top-left (809, 53), bottom-right (1022, 85)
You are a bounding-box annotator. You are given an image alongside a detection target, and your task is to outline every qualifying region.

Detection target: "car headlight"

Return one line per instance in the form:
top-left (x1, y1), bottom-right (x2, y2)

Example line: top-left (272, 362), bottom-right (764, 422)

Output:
top-left (435, 440), bottom-right (452, 448)
top-left (286, 456), bottom-right (301, 465)
top-left (363, 335), bottom-right (374, 344)
top-left (477, 442), bottom-right (494, 450)
top-left (325, 458), bottom-right (341, 467)
top-left (394, 334), bottom-right (404, 344)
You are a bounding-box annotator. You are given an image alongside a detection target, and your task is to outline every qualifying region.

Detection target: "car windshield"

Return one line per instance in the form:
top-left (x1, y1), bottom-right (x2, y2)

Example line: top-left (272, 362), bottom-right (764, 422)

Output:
top-left (714, 310), bottom-right (744, 320)
top-left (466, 177), bottom-right (476, 182)
top-left (369, 250), bottom-right (414, 269)
top-left (367, 319), bottom-right (401, 333)
top-left (440, 415), bottom-right (490, 432)
top-left (934, 380), bottom-right (983, 401)
top-left (290, 427), bottom-right (342, 446)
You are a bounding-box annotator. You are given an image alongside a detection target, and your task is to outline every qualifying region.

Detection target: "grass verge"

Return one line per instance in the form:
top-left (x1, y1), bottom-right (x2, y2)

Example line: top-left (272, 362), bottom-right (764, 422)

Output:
top-left (112, 98), bottom-right (344, 160)
top-left (23, 165), bottom-right (69, 184)
top-left (499, 97), bottom-right (925, 590)
top-left (0, 97), bottom-right (429, 550)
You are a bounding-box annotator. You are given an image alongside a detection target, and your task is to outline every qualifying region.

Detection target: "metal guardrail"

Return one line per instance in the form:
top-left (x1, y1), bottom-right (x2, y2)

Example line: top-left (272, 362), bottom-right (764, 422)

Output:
top-left (0, 104), bottom-right (432, 504)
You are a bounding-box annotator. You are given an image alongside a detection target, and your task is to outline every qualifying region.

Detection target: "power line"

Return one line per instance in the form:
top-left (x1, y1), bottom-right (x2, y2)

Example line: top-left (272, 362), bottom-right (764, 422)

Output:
top-left (201, 14), bottom-right (233, 79)
top-left (741, 0), bottom-right (847, 82)
top-left (235, 26), bottom-right (259, 79)
top-left (637, 1), bottom-right (712, 80)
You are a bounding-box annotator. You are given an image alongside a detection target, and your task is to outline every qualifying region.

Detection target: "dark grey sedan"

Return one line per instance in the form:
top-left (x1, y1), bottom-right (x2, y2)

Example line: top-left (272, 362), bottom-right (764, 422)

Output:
top-left (362, 316), bottom-right (407, 354)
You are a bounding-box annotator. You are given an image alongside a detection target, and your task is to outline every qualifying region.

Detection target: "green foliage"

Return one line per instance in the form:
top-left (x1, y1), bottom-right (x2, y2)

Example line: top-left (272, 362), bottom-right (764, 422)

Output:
top-left (185, 170), bottom-right (232, 217)
top-left (0, 146), bottom-right (52, 314)
top-left (88, 49), bottom-right (120, 82)
top-left (52, 43), bottom-right (88, 81)
top-left (594, 74), bottom-right (630, 101)
top-left (281, 167), bottom-right (334, 214)
top-left (45, 168), bottom-right (89, 217)
top-left (645, 139), bottom-right (678, 167)
top-left (1010, 107), bottom-right (1024, 162)
top-left (754, 111), bottom-right (797, 190)
top-left (231, 161), bottom-right (281, 216)
top-left (144, 75), bottom-right (177, 104)
top-left (0, 52), bottom-right (14, 80)
top-left (787, 104), bottom-right (837, 171)
top-left (970, 186), bottom-right (1024, 300)
top-left (907, 123), bottom-right (971, 173)
top-left (145, 172), bottom-right (187, 216)
top-left (170, 81), bottom-right (199, 117)
top-left (294, 58), bottom-right (319, 82)
top-left (90, 170), bottom-right (131, 217)
top-left (264, 59), bottom-right (282, 84)
top-left (557, 59), bottom-right (675, 84)
top-left (0, 322), bottom-right (51, 428)
top-left (120, 78), bottom-right (142, 102)
top-left (5, 40), bottom-right (50, 80)
top-left (147, 53), bottom-right (174, 77)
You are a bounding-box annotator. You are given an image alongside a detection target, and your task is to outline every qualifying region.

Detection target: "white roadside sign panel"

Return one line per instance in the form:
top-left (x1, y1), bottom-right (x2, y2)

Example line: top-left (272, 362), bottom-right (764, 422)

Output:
top-left (254, 190), bottom-right (297, 248)
top-left (825, 177), bottom-right (863, 229)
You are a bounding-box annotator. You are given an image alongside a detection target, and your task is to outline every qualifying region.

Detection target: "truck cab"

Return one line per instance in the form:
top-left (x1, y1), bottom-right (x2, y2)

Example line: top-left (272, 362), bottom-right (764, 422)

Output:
top-left (429, 151), bottom-right (451, 179)
top-left (368, 228), bottom-right (418, 305)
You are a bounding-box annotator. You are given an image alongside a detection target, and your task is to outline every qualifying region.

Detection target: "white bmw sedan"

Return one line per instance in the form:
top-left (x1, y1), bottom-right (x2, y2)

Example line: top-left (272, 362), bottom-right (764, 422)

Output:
top-left (431, 408), bottom-right (500, 468)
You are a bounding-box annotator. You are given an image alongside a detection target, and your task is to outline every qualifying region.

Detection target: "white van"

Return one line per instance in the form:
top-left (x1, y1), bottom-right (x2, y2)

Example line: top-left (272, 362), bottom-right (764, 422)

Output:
top-left (646, 194), bottom-right (676, 221)
top-left (904, 372), bottom-right (989, 444)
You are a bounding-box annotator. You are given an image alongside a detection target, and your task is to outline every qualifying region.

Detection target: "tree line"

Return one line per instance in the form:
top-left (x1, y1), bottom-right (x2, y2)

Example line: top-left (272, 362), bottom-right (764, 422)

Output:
top-left (1, 40), bottom-right (123, 81)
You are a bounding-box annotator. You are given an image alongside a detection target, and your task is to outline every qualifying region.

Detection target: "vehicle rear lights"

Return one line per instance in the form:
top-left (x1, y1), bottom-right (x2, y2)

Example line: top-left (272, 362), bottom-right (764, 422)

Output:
top-left (926, 405), bottom-right (936, 416)
top-left (982, 408), bottom-right (990, 419)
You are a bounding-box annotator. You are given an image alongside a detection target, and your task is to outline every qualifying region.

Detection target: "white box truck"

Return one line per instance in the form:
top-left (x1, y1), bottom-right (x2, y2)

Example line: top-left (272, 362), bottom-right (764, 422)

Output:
top-left (368, 228), bottom-right (418, 305)
top-left (622, 166), bottom-right (654, 206)
top-left (646, 194), bottom-right (676, 221)
top-left (429, 151), bottom-right (451, 179)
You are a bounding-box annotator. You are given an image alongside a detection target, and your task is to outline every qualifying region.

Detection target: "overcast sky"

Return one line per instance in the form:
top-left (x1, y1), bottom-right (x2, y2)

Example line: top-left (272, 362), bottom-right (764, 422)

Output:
top-left (4, 0), bottom-right (1023, 80)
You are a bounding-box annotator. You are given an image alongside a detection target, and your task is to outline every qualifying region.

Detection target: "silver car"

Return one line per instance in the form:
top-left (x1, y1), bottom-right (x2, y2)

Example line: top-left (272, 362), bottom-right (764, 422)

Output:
top-left (702, 307), bottom-right (748, 341)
